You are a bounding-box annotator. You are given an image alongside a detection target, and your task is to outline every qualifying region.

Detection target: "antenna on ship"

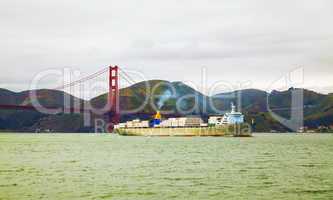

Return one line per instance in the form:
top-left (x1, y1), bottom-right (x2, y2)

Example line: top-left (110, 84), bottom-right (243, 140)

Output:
top-left (231, 102), bottom-right (236, 113)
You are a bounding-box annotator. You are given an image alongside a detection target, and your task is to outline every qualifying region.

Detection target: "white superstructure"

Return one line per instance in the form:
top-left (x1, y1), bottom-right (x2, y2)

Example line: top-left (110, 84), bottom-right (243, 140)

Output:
top-left (224, 103), bottom-right (244, 124)
top-left (209, 103), bottom-right (244, 126)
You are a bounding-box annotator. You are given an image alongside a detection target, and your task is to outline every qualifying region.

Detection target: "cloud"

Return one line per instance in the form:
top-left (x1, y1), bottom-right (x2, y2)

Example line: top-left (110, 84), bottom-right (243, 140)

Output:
top-left (0, 0), bottom-right (332, 94)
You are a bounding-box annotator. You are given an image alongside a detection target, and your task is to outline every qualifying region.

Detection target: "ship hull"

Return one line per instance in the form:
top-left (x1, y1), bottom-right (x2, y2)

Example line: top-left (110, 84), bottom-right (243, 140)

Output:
top-left (115, 124), bottom-right (252, 137)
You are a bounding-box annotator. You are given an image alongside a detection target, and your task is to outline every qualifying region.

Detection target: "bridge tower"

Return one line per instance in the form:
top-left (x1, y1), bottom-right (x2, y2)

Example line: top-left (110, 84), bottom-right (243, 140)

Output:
top-left (108, 65), bottom-right (120, 131)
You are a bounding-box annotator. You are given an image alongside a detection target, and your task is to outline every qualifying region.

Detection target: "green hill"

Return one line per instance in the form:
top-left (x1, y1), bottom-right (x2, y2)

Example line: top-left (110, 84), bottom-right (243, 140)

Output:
top-left (0, 81), bottom-right (332, 132)
top-left (0, 89), bottom-right (87, 132)
top-left (91, 80), bottom-right (209, 115)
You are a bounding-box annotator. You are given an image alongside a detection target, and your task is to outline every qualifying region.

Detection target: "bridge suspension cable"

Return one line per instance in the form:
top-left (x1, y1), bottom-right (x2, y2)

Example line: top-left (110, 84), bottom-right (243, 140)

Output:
top-left (119, 69), bottom-right (150, 101)
top-left (53, 67), bottom-right (109, 90)
top-left (119, 68), bottom-right (138, 85)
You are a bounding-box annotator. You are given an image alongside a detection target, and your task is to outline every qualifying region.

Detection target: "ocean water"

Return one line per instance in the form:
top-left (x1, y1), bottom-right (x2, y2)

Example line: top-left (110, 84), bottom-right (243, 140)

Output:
top-left (0, 133), bottom-right (332, 200)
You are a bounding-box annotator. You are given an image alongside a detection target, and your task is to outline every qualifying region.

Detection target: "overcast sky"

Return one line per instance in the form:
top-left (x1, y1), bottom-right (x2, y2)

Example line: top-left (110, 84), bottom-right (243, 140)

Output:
top-left (0, 0), bottom-right (332, 97)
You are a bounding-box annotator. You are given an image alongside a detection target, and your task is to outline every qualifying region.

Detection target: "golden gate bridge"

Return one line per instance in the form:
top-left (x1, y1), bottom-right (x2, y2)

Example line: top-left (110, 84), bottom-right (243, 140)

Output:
top-left (0, 65), bottom-right (183, 131)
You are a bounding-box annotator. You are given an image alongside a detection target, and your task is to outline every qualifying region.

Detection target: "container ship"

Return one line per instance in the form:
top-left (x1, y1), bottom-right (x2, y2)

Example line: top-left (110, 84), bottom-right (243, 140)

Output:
top-left (115, 103), bottom-right (252, 137)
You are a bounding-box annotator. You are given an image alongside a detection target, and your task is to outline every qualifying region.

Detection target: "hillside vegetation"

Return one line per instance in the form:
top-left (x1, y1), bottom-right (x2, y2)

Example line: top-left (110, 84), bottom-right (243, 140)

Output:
top-left (0, 81), bottom-right (332, 132)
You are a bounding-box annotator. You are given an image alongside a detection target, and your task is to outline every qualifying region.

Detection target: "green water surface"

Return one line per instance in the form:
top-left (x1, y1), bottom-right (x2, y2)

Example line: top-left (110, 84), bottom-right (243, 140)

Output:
top-left (0, 133), bottom-right (332, 200)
